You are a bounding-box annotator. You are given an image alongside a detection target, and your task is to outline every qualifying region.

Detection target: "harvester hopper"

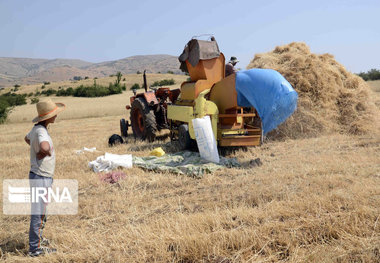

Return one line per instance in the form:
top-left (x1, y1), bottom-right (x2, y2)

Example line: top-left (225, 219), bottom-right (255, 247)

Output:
top-left (167, 37), bottom-right (264, 150)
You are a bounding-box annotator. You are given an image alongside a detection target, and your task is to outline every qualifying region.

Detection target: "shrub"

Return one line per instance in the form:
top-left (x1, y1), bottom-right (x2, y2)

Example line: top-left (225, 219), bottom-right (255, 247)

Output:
top-left (0, 92), bottom-right (27, 123)
top-left (167, 70), bottom-right (174, 74)
top-left (0, 99), bottom-right (10, 123)
top-left (66, 87), bottom-right (74, 96)
top-left (151, 78), bottom-right (175, 87)
top-left (41, 85), bottom-right (46, 89)
top-left (31, 97), bottom-right (39, 104)
top-left (56, 87), bottom-right (74, 96)
top-left (73, 76), bottom-right (82, 81)
top-left (41, 88), bottom-right (56, 96)
top-left (84, 76), bottom-right (89, 80)
top-left (131, 83), bottom-right (140, 90)
top-left (56, 89), bottom-right (66, 96)
top-left (1, 92), bottom-right (27, 106)
top-left (136, 71), bottom-right (141, 74)
top-left (56, 82), bottom-right (123, 98)
top-left (14, 84), bottom-right (20, 88)
top-left (108, 83), bottom-right (122, 95)
top-left (28, 92), bottom-right (34, 97)
top-left (43, 81), bottom-right (50, 85)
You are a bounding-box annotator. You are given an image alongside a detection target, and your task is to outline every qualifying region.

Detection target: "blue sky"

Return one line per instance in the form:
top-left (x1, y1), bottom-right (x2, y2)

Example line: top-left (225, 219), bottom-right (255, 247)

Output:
top-left (0, 0), bottom-right (379, 73)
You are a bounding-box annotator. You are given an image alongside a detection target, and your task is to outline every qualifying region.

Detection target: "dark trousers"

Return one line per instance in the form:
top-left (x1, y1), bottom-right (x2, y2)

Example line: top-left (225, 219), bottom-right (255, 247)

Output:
top-left (29, 172), bottom-right (53, 252)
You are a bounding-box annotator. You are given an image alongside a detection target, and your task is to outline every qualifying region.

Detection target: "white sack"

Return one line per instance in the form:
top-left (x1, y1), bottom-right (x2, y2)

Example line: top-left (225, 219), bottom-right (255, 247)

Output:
top-left (192, 115), bottom-right (220, 163)
top-left (88, 152), bottom-right (132, 173)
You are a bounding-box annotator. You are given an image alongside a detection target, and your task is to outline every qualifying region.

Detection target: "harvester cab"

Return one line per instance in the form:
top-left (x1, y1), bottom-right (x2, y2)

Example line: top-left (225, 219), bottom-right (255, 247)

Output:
top-left (167, 37), bottom-right (263, 150)
top-left (120, 70), bottom-right (180, 141)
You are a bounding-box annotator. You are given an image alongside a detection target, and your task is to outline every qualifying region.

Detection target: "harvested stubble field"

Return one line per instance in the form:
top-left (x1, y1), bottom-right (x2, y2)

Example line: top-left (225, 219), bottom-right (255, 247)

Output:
top-left (0, 81), bottom-right (379, 262)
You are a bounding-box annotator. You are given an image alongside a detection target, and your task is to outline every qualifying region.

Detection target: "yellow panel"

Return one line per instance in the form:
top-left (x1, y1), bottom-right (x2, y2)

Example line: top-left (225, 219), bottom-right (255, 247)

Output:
top-left (188, 121), bottom-right (195, 139)
top-left (167, 105), bottom-right (193, 123)
top-left (193, 90), bottom-right (219, 140)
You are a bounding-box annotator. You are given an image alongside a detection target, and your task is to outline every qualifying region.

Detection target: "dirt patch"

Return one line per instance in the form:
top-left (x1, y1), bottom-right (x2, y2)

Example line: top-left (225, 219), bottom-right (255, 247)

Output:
top-left (248, 42), bottom-right (377, 139)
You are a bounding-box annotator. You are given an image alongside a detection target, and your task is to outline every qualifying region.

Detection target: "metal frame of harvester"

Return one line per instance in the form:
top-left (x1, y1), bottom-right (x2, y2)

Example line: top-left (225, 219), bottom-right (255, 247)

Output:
top-left (120, 37), bottom-right (263, 149)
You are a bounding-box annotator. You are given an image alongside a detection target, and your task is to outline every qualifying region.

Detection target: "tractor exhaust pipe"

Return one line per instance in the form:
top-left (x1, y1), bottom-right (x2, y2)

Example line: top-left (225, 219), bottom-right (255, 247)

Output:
top-left (143, 70), bottom-right (147, 92)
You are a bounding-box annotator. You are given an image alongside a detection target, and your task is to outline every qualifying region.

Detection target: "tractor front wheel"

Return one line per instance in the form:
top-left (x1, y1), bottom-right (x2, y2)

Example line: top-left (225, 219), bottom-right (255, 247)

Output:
top-left (130, 97), bottom-right (157, 142)
top-left (120, 118), bottom-right (128, 137)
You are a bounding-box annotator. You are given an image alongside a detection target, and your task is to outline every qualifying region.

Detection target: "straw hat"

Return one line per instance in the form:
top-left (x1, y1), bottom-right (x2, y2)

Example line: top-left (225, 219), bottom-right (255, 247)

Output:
top-left (32, 99), bottom-right (66, 123)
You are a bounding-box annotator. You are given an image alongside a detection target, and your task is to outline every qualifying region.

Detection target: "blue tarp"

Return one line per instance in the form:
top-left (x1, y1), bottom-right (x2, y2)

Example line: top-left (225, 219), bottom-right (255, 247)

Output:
top-left (235, 69), bottom-right (298, 135)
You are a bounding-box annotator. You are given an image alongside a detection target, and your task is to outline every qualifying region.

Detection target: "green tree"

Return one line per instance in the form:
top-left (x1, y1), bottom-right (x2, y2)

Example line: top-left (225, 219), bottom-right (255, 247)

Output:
top-left (357, 68), bottom-right (380, 81)
top-left (115, 72), bottom-right (122, 86)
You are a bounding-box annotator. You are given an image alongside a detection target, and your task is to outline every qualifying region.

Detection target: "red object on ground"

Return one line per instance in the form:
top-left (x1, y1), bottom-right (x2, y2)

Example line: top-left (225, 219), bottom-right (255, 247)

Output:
top-left (99, 171), bottom-right (126, 184)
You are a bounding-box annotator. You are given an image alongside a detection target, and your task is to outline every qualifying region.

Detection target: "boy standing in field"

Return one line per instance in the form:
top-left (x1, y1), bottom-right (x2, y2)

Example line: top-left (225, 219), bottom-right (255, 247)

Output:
top-left (24, 99), bottom-right (65, 257)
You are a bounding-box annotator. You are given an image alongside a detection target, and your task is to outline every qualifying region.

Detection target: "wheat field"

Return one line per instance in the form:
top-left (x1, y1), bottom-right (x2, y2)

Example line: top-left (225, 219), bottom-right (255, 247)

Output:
top-left (0, 81), bottom-right (379, 262)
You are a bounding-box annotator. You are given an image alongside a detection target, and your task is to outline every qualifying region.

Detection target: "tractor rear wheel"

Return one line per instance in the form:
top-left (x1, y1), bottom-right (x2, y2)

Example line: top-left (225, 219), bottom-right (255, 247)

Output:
top-left (130, 97), bottom-right (157, 142)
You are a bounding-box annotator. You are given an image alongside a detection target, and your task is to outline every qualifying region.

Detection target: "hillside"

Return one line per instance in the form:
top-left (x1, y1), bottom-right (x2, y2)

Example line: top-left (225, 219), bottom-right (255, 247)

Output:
top-left (0, 58), bottom-right (92, 86)
top-left (85, 55), bottom-right (182, 77)
top-left (0, 55), bottom-right (181, 87)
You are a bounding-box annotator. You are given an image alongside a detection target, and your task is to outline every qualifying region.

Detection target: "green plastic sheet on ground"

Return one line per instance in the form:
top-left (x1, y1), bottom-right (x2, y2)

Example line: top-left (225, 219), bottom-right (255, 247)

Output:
top-left (132, 151), bottom-right (240, 178)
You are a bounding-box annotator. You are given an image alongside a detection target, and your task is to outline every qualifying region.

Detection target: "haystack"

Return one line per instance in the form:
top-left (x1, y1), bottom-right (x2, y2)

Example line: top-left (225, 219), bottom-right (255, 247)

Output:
top-left (247, 42), bottom-right (376, 139)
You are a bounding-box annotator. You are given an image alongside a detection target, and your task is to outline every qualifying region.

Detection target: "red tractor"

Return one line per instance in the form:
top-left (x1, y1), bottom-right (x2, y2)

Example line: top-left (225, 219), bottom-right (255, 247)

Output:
top-left (120, 70), bottom-right (180, 141)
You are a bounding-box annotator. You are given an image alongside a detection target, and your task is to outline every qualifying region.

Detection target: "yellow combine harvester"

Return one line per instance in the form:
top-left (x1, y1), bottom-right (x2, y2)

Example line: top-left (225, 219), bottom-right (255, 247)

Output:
top-left (168, 37), bottom-right (263, 150)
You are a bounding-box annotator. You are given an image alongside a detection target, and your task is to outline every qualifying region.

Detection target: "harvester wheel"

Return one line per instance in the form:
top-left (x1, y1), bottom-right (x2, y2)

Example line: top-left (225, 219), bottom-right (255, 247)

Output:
top-left (120, 118), bottom-right (128, 137)
top-left (178, 124), bottom-right (194, 151)
top-left (130, 97), bottom-right (157, 142)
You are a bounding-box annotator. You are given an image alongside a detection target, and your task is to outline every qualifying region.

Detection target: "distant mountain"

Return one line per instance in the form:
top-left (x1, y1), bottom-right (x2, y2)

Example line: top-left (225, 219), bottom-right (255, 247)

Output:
top-left (84, 55), bottom-right (181, 76)
top-left (23, 65), bottom-right (98, 84)
top-left (0, 55), bottom-right (181, 87)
